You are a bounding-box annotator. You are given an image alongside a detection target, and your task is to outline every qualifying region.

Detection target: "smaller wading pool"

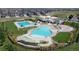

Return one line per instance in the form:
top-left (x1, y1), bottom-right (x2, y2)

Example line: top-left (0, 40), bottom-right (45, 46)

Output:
top-left (18, 21), bottom-right (30, 27)
top-left (14, 21), bottom-right (35, 28)
top-left (31, 26), bottom-right (53, 38)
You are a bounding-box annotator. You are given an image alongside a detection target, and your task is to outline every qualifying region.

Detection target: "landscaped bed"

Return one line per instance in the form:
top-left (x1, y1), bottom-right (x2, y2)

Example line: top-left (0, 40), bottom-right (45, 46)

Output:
top-left (54, 32), bottom-right (71, 43)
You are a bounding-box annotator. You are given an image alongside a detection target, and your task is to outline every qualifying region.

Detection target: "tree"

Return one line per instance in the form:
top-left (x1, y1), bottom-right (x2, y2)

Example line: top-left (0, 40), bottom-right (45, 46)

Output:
top-left (68, 15), bottom-right (73, 20)
top-left (76, 14), bottom-right (79, 20)
top-left (0, 32), bottom-right (5, 46)
top-left (75, 32), bottom-right (79, 43)
top-left (0, 22), bottom-right (7, 46)
top-left (3, 43), bottom-right (16, 51)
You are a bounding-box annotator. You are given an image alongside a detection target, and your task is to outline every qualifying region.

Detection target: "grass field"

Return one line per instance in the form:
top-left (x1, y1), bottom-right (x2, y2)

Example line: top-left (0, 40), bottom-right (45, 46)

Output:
top-left (54, 32), bottom-right (71, 43)
top-left (0, 21), bottom-right (36, 36)
top-left (47, 11), bottom-right (79, 18)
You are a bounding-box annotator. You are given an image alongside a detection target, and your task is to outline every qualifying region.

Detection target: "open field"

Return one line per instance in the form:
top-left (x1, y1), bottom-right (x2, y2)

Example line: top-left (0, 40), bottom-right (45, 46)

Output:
top-left (47, 11), bottom-right (79, 18)
top-left (54, 32), bottom-right (71, 43)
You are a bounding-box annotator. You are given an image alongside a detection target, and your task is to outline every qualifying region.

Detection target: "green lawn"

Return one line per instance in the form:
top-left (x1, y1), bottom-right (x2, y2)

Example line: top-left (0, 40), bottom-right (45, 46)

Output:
top-left (0, 21), bottom-right (36, 36)
top-left (54, 32), bottom-right (71, 43)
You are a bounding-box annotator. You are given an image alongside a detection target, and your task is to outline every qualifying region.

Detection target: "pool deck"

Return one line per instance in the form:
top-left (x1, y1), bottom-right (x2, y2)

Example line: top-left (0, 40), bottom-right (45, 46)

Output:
top-left (16, 33), bottom-right (53, 48)
top-left (15, 21), bottom-right (74, 48)
top-left (58, 25), bottom-right (74, 32)
top-left (16, 24), bottom-right (58, 47)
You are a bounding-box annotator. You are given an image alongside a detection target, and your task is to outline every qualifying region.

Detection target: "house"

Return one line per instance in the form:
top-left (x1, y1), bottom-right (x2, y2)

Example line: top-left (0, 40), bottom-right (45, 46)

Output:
top-left (39, 16), bottom-right (58, 23)
top-left (70, 16), bottom-right (79, 22)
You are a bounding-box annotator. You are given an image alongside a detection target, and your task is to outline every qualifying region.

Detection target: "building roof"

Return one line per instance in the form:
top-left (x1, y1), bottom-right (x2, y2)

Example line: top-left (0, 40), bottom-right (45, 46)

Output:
top-left (39, 16), bottom-right (58, 23)
top-left (70, 16), bottom-right (79, 22)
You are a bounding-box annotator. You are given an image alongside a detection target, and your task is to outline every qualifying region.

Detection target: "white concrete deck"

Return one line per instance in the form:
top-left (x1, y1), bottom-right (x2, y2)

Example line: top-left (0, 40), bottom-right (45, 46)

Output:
top-left (58, 25), bottom-right (74, 32)
top-left (16, 33), bottom-right (53, 47)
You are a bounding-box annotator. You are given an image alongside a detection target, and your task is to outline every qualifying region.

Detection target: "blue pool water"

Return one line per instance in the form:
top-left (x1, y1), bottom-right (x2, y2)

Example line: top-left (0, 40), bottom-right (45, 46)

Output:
top-left (31, 26), bottom-right (53, 37)
top-left (18, 21), bottom-right (30, 27)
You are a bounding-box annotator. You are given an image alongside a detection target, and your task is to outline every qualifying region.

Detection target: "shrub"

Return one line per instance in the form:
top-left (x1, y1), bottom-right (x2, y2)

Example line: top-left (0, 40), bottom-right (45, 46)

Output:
top-left (3, 43), bottom-right (16, 51)
top-left (0, 32), bottom-right (5, 46)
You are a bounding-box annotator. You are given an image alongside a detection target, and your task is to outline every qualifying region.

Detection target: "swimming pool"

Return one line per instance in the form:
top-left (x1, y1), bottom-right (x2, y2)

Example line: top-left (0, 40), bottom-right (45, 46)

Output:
top-left (14, 21), bottom-right (37, 28)
top-left (31, 26), bottom-right (53, 37)
top-left (18, 21), bottom-right (30, 27)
